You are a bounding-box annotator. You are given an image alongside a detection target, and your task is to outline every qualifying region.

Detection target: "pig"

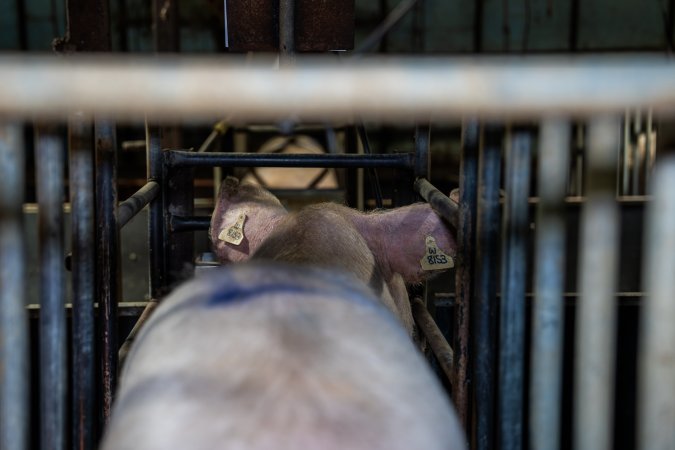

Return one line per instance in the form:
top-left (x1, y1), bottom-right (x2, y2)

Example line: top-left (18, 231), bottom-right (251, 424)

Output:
top-left (100, 263), bottom-right (466, 450)
top-left (209, 176), bottom-right (458, 336)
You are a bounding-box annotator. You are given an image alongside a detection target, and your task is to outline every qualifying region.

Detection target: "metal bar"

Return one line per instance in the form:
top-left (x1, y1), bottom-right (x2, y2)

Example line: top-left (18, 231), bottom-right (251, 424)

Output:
top-left (94, 119), bottom-right (120, 426)
top-left (3, 56), bottom-right (675, 121)
top-left (118, 300), bottom-right (159, 371)
top-left (279, 0), bottom-right (295, 62)
top-left (118, 181), bottom-right (160, 228)
top-left (170, 215), bottom-right (211, 232)
top-left (413, 178), bottom-right (459, 228)
top-left (411, 297), bottom-right (454, 383)
top-left (0, 122), bottom-right (29, 450)
top-left (474, 124), bottom-right (502, 450)
top-left (498, 128), bottom-right (532, 450)
top-left (69, 113), bottom-right (96, 450)
top-left (414, 124), bottom-right (430, 178)
top-left (146, 123), bottom-right (166, 299)
top-left (356, 124), bottom-right (383, 208)
top-left (574, 117), bottom-right (620, 450)
top-left (638, 156), bottom-right (675, 450)
top-left (530, 118), bottom-right (570, 450)
top-left (353, 0), bottom-right (420, 55)
top-left (167, 150), bottom-right (415, 169)
top-left (453, 120), bottom-right (479, 433)
top-left (35, 125), bottom-right (67, 450)
top-left (622, 110), bottom-right (630, 195)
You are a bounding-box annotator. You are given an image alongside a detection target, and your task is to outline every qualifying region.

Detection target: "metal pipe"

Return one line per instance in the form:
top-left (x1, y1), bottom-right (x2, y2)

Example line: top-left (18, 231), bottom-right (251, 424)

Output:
top-left (413, 178), bottom-right (459, 228)
top-left (530, 118), bottom-right (570, 450)
top-left (414, 124), bottom-right (430, 179)
top-left (474, 124), bottom-right (502, 450)
top-left (166, 150), bottom-right (416, 169)
top-left (279, 0), bottom-right (295, 63)
top-left (574, 117), bottom-right (620, 450)
top-left (498, 128), bottom-right (532, 450)
top-left (411, 297), bottom-right (454, 383)
top-left (453, 119), bottom-right (479, 433)
top-left (95, 119), bottom-right (120, 425)
top-left (118, 300), bottom-right (159, 371)
top-left (118, 181), bottom-right (160, 228)
top-left (638, 156), bottom-right (675, 450)
top-left (69, 113), bottom-right (96, 450)
top-left (356, 124), bottom-right (384, 209)
top-left (3, 56), bottom-right (675, 121)
top-left (353, 0), bottom-right (420, 54)
top-left (0, 122), bottom-right (29, 450)
top-left (170, 215), bottom-right (211, 232)
top-left (146, 123), bottom-right (166, 299)
top-left (35, 125), bottom-right (67, 450)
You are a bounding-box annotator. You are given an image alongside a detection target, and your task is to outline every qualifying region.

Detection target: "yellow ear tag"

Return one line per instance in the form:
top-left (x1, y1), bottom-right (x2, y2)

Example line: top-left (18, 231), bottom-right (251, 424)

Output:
top-left (218, 214), bottom-right (246, 245)
top-left (420, 236), bottom-right (454, 270)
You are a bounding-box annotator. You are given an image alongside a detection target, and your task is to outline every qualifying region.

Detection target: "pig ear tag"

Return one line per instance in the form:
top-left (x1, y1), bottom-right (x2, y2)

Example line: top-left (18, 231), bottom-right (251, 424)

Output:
top-left (218, 214), bottom-right (247, 245)
top-left (420, 236), bottom-right (454, 270)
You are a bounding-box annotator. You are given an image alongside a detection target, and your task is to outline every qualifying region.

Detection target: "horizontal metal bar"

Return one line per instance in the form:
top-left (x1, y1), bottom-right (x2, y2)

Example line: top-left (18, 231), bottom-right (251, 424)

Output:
top-left (414, 178), bottom-right (459, 228)
top-left (2, 55), bottom-right (675, 121)
top-left (26, 302), bottom-right (151, 318)
top-left (118, 181), bottom-right (160, 228)
top-left (166, 151), bottom-right (415, 169)
top-left (411, 298), bottom-right (454, 384)
top-left (170, 215), bottom-right (210, 232)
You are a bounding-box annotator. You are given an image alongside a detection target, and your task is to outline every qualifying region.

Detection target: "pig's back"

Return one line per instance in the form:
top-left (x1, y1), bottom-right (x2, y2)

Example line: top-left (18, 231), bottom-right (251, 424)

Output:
top-left (101, 264), bottom-right (465, 450)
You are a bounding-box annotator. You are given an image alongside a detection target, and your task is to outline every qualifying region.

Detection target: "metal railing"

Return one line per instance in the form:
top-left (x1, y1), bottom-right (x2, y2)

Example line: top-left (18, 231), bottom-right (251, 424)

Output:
top-left (0, 55), bottom-right (674, 450)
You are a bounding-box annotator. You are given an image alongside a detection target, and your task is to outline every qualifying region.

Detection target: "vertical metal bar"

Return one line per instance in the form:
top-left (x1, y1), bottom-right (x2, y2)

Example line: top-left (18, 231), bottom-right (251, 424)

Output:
top-left (69, 113), bottom-right (95, 450)
top-left (414, 124), bottom-right (431, 179)
top-left (146, 122), bottom-right (165, 299)
top-left (36, 125), bottom-right (67, 450)
top-left (95, 119), bottom-right (120, 425)
top-left (638, 157), bottom-right (675, 450)
top-left (279, 0), bottom-right (295, 64)
top-left (574, 117), bottom-right (620, 450)
top-left (621, 110), bottom-right (630, 196)
top-left (454, 119), bottom-right (479, 433)
top-left (631, 111), bottom-right (642, 196)
top-left (0, 122), bottom-right (28, 450)
top-left (152, 0), bottom-right (179, 52)
top-left (474, 124), bottom-right (502, 450)
top-left (644, 109), bottom-right (654, 184)
top-left (498, 128), bottom-right (532, 450)
top-left (530, 118), bottom-right (570, 450)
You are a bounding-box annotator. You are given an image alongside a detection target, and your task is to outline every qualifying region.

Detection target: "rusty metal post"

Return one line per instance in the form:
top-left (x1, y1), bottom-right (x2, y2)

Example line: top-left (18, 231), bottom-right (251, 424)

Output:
top-left (453, 120), bottom-right (478, 435)
top-left (530, 118), bottom-right (570, 450)
top-left (36, 125), bottom-right (67, 450)
top-left (498, 127), bottom-right (532, 450)
top-left (95, 120), bottom-right (120, 425)
top-left (0, 122), bottom-right (29, 450)
top-left (638, 157), bottom-right (675, 450)
top-left (152, 0), bottom-right (194, 290)
top-left (146, 123), bottom-right (166, 299)
top-left (69, 114), bottom-right (96, 450)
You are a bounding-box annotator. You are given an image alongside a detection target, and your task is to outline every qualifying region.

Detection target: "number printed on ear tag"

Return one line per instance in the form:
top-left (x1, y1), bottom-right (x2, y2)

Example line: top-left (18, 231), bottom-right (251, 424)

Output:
top-left (218, 213), bottom-right (246, 245)
top-left (420, 236), bottom-right (454, 270)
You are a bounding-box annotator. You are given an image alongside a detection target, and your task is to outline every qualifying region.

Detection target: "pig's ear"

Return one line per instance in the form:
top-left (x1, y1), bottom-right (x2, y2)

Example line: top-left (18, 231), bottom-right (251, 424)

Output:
top-left (448, 188), bottom-right (460, 205)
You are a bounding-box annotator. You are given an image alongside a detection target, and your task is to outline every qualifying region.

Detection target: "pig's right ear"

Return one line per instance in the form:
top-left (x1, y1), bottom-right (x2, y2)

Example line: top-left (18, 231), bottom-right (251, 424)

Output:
top-left (222, 176), bottom-right (241, 197)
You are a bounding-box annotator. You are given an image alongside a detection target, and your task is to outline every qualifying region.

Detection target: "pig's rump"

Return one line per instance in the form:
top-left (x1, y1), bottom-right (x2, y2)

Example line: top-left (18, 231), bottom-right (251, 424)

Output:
top-left (101, 264), bottom-right (465, 450)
